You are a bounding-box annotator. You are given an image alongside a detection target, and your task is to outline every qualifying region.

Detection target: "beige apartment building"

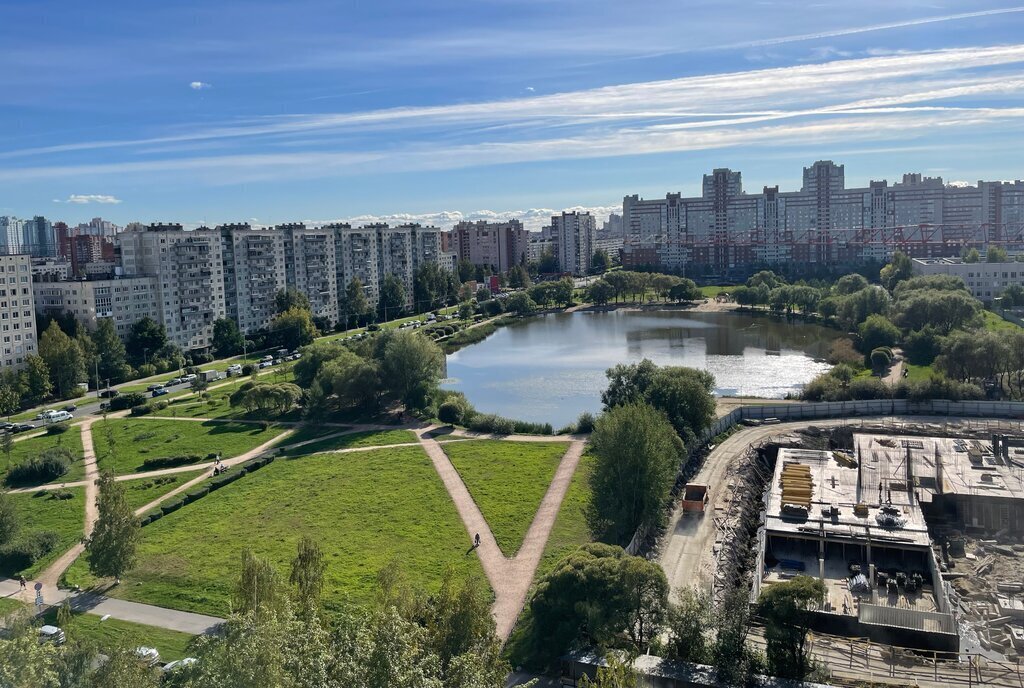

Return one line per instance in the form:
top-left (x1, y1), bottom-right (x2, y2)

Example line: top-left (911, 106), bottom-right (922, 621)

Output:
top-left (0, 254), bottom-right (37, 371)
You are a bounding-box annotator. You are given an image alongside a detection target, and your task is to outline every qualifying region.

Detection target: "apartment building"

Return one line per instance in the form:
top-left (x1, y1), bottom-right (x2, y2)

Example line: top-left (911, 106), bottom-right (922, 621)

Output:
top-left (622, 160), bottom-right (1024, 273)
top-left (218, 223), bottom-right (286, 335)
top-left (449, 220), bottom-right (529, 272)
top-left (527, 235), bottom-right (555, 263)
top-left (377, 224), bottom-right (415, 310)
top-left (282, 224), bottom-right (339, 326)
top-left (551, 211), bottom-right (596, 276)
top-left (0, 254), bottom-right (37, 371)
top-left (33, 276), bottom-right (160, 341)
top-left (117, 223), bottom-right (226, 350)
top-left (331, 223), bottom-right (380, 311)
top-left (912, 257), bottom-right (1024, 303)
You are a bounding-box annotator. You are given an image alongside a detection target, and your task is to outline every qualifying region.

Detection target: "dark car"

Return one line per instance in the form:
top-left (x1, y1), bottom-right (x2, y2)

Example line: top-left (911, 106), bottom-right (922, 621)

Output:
top-left (98, 389), bottom-right (119, 399)
top-left (63, 404), bottom-right (77, 412)
top-left (99, 402), bottom-right (110, 412)
top-left (12, 423), bottom-right (35, 433)
top-left (151, 388), bottom-right (168, 397)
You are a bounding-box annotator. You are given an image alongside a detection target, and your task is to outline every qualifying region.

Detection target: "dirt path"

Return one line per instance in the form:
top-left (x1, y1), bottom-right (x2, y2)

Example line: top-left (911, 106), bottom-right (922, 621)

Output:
top-left (417, 426), bottom-right (585, 642)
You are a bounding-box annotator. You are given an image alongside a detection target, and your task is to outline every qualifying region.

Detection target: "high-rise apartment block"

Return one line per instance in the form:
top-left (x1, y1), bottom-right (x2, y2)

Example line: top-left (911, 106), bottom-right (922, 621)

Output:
top-left (449, 220), bottom-right (529, 272)
top-left (0, 254), bottom-right (37, 371)
top-left (282, 224), bottom-right (338, 326)
top-left (551, 211), bottom-right (596, 276)
top-left (622, 160), bottom-right (1024, 274)
top-left (34, 277), bottom-right (160, 341)
top-left (0, 216), bottom-right (57, 257)
top-left (218, 223), bottom-right (286, 335)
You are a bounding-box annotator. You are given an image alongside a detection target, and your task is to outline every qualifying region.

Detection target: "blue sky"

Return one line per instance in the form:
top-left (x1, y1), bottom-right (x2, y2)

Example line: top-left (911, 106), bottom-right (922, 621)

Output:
top-left (2, 1), bottom-right (1024, 230)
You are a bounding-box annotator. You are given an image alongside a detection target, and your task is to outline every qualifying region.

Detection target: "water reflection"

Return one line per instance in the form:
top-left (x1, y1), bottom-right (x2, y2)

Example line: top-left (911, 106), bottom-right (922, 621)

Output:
top-left (442, 310), bottom-right (836, 428)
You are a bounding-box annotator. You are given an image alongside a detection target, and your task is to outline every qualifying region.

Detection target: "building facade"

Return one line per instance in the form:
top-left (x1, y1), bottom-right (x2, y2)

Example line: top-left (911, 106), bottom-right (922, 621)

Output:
top-left (34, 276), bottom-right (160, 341)
top-left (622, 161), bottom-right (1024, 273)
top-left (912, 257), bottom-right (1024, 303)
top-left (282, 224), bottom-right (339, 327)
top-left (551, 211), bottom-right (596, 276)
top-left (449, 220), bottom-right (529, 273)
top-left (0, 254), bottom-right (37, 371)
top-left (218, 223), bottom-right (287, 335)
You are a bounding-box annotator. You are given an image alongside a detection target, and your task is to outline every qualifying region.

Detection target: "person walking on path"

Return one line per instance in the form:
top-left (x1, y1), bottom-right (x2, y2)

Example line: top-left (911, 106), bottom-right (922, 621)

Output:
top-left (18, 575), bottom-right (27, 590)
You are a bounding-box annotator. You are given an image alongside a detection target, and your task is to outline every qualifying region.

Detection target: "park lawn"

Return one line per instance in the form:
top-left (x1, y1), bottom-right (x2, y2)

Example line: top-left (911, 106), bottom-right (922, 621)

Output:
top-left (5, 486), bottom-right (84, 578)
top-left (123, 473), bottom-right (202, 512)
top-left (982, 310), bottom-right (1024, 333)
top-left (904, 363), bottom-right (935, 381)
top-left (152, 367), bottom-right (299, 421)
top-left (699, 285), bottom-right (740, 298)
top-left (533, 450), bottom-right (595, 583)
top-left (0, 596), bottom-right (26, 616)
top-left (2, 429), bottom-right (87, 485)
top-left (91, 419), bottom-right (285, 474)
top-left (280, 423), bottom-right (350, 448)
top-left (40, 608), bottom-right (196, 662)
top-left (282, 429), bottom-right (418, 456)
top-left (69, 445), bottom-right (485, 617)
top-left (443, 440), bottom-right (569, 557)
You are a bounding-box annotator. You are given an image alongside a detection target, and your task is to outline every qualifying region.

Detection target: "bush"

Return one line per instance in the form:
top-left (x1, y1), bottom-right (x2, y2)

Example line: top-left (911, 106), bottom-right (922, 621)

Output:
top-left (827, 338), bottom-right (862, 366)
top-left (870, 347), bottom-right (892, 370)
top-left (140, 454), bottom-right (201, 470)
top-left (46, 422), bottom-right (71, 436)
top-left (161, 499), bottom-right (185, 515)
top-left (110, 392), bottom-right (147, 411)
top-left (48, 490), bottom-right (74, 501)
top-left (241, 364), bottom-right (255, 376)
top-left (0, 531), bottom-right (60, 572)
top-left (129, 404), bottom-right (153, 416)
top-left (205, 452), bottom-right (219, 460)
top-left (146, 510), bottom-right (163, 524)
top-left (153, 400), bottom-right (169, 410)
top-left (4, 447), bottom-right (72, 487)
top-left (438, 399), bottom-right (466, 424)
top-left (481, 299), bottom-right (504, 316)
top-left (467, 413), bottom-right (552, 436)
top-left (183, 486), bottom-right (210, 504)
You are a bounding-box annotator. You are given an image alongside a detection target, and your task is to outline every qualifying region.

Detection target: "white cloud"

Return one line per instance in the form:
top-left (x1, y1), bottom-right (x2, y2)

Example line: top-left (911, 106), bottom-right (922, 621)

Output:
top-left (322, 205), bottom-right (621, 232)
top-left (525, 86), bottom-right (535, 92)
top-left (54, 194), bottom-right (123, 204)
top-left (189, 81), bottom-right (212, 90)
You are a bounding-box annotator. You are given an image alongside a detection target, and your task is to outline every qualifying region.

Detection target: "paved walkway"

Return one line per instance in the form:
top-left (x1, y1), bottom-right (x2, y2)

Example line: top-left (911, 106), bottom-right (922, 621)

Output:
top-left (416, 426), bottom-right (586, 642)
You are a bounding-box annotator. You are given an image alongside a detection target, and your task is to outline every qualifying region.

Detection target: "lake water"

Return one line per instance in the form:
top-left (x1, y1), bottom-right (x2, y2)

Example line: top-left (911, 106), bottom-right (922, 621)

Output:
top-left (442, 310), bottom-right (837, 428)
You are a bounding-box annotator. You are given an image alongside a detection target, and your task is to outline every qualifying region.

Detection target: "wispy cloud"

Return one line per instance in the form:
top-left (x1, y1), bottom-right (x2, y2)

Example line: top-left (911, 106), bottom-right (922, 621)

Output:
top-left (53, 194), bottom-right (123, 204)
top-left (189, 81), bottom-right (212, 90)
top-left (327, 205), bottom-right (621, 231)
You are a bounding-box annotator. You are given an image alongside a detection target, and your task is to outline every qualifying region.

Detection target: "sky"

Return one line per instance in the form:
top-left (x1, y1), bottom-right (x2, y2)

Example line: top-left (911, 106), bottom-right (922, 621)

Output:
top-left (2, 1), bottom-right (1024, 231)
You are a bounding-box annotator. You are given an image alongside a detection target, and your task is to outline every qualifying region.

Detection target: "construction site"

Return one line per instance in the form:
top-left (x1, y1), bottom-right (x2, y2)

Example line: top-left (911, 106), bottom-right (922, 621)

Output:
top-left (657, 414), bottom-right (1024, 686)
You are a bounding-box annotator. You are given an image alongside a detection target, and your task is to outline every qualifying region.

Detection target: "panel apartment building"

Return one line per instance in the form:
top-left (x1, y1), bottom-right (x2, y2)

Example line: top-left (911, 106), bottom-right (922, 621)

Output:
top-left (622, 160), bottom-right (1024, 274)
top-left (552, 211), bottom-right (597, 276)
top-left (449, 220), bottom-right (529, 273)
top-left (0, 254), bottom-right (37, 371)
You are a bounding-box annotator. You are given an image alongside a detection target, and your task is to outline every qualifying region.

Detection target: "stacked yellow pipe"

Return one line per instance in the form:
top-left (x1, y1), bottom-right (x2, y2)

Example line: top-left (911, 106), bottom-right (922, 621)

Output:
top-left (780, 462), bottom-right (813, 508)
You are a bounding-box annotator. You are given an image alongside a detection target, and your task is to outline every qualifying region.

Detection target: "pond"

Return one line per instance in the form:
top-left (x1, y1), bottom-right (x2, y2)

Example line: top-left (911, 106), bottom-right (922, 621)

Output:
top-left (442, 309), bottom-right (837, 428)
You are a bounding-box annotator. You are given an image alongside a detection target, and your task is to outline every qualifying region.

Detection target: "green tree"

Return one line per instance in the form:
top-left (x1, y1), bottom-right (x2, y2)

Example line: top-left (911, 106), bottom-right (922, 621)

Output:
top-left (92, 318), bottom-right (130, 383)
top-left (293, 340), bottom-right (351, 387)
top-left (458, 302), bottom-right (474, 320)
top-left (857, 314), bottom-right (900, 354)
top-left (579, 654), bottom-right (638, 688)
top-left (85, 470), bottom-right (140, 583)
top-left (586, 279), bottom-right (615, 306)
top-left (415, 263), bottom-right (454, 311)
top-left (0, 379), bottom-right (19, 420)
top-left (961, 246), bottom-right (980, 263)
top-left (20, 354), bottom-right (52, 404)
top-left (746, 270), bottom-right (785, 290)
top-left (38, 321), bottom-right (86, 398)
top-left (892, 289), bottom-right (980, 333)
top-left (537, 249), bottom-right (559, 274)
top-left (591, 249), bottom-right (611, 274)
top-left (457, 258), bottom-right (475, 283)
top-left (552, 277), bottom-right (575, 307)
top-left (125, 317), bottom-right (168, 367)
top-left (833, 273), bottom-right (869, 295)
top-left (987, 246), bottom-right (1009, 263)
top-left (508, 264), bottom-right (531, 289)
top-left (589, 403), bottom-right (683, 544)
top-left (324, 354), bottom-right (382, 410)
top-left (0, 490), bottom-right (18, 548)
top-left (341, 277), bottom-right (371, 328)
top-left (757, 575), bottom-right (826, 680)
top-left (1000, 284), bottom-right (1024, 307)
top-left (505, 291), bottom-right (537, 316)
top-left (90, 646), bottom-right (160, 688)
top-left (379, 274), bottom-right (407, 321)
top-left (668, 279), bottom-right (701, 302)
top-left (271, 306), bottom-right (318, 351)
top-left (422, 566), bottom-right (497, 674)
top-left (380, 330), bottom-right (444, 408)
top-left (233, 548), bottom-right (285, 617)
top-left (212, 317), bottom-right (245, 358)
top-left (475, 285), bottom-right (492, 302)
top-left (645, 367), bottom-right (716, 443)
top-left (664, 587), bottom-right (712, 664)
top-left (290, 536), bottom-right (327, 605)
top-left (713, 586), bottom-right (755, 687)
top-left (275, 287), bottom-right (311, 314)
top-left (880, 250), bottom-right (914, 291)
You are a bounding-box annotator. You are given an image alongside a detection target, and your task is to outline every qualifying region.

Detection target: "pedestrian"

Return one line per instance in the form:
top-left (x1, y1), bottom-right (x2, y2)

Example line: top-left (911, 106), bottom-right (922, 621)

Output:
top-left (18, 575), bottom-right (26, 590)
top-left (474, 533), bottom-right (481, 547)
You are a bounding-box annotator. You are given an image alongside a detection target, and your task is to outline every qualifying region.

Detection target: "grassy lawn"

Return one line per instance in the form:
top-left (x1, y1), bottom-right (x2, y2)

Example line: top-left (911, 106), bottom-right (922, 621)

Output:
top-left (904, 363), bottom-right (935, 381)
top-left (151, 367), bottom-right (298, 421)
top-left (123, 473), bottom-right (202, 512)
top-left (2, 429), bottom-right (87, 485)
top-left (282, 429), bottom-right (418, 456)
top-left (0, 596), bottom-right (26, 616)
top-left (66, 445), bottom-right (485, 616)
top-left (699, 284), bottom-right (741, 298)
top-left (4, 487), bottom-right (84, 578)
top-left (982, 310), bottom-right (1024, 333)
top-left (533, 450), bottom-right (594, 583)
top-left (443, 440), bottom-right (569, 557)
top-left (92, 419), bottom-right (286, 474)
top-left (40, 608), bottom-right (196, 662)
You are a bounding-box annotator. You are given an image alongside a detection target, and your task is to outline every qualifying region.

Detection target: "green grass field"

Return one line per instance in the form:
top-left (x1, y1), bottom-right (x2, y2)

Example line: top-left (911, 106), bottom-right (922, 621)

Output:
top-left (533, 450), bottom-right (594, 582)
top-left (904, 363), bottom-right (935, 381)
top-left (66, 445), bottom-right (485, 616)
top-left (91, 419), bottom-right (285, 474)
top-left (2, 429), bottom-right (87, 485)
top-left (982, 309), bottom-right (1024, 333)
top-left (151, 367), bottom-right (298, 421)
top-left (123, 473), bottom-right (201, 512)
top-left (40, 608), bottom-right (196, 662)
top-left (5, 486), bottom-right (84, 578)
top-left (281, 429), bottom-right (418, 456)
top-left (0, 596), bottom-right (26, 616)
top-left (443, 440), bottom-right (569, 557)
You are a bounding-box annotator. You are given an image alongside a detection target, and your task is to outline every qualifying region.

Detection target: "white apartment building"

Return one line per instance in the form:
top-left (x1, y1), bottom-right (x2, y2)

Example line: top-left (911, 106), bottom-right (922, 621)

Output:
top-left (0, 254), bottom-right (37, 371)
top-left (331, 223), bottom-right (380, 311)
top-left (551, 211), bottom-right (596, 276)
top-left (282, 224), bottom-right (339, 327)
top-left (912, 257), bottom-right (1024, 303)
top-left (34, 276), bottom-right (160, 341)
top-left (117, 224), bottom-right (227, 350)
top-left (527, 236), bottom-right (555, 263)
top-left (377, 224), bottom-right (415, 311)
top-left (219, 224), bottom-right (287, 335)
top-left (449, 220), bottom-right (529, 272)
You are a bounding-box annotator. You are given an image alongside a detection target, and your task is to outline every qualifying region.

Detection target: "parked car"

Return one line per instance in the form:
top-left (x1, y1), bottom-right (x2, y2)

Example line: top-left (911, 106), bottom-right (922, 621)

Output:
top-left (98, 389), bottom-right (119, 399)
top-left (273, 358), bottom-right (283, 365)
top-left (182, 374), bottom-right (197, 383)
top-left (167, 377), bottom-right (182, 386)
top-left (258, 361), bottom-right (272, 369)
top-left (163, 658), bottom-right (197, 673)
top-left (13, 423), bottom-right (35, 433)
top-left (62, 404), bottom-right (77, 412)
top-left (99, 402), bottom-right (110, 412)
top-left (147, 383), bottom-right (163, 391)
top-left (135, 646), bottom-right (160, 667)
top-left (44, 411), bottom-right (73, 424)
top-left (151, 388), bottom-right (168, 397)
top-left (38, 625), bottom-right (66, 645)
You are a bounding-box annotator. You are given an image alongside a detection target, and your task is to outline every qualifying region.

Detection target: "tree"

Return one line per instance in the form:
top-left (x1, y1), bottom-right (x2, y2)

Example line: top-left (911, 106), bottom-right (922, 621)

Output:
top-left (233, 548), bottom-right (285, 617)
top-left (664, 587), bottom-right (712, 664)
top-left (587, 279), bottom-right (615, 306)
top-left (668, 279), bottom-right (701, 302)
top-left (379, 274), bottom-right (407, 321)
top-left (713, 586), bottom-right (755, 687)
top-left (380, 330), bottom-right (444, 408)
top-left (835, 286), bottom-right (892, 329)
top-left (271, 306), bottom-right (318, 351)
top-left (91, 646), bottom-right (160, 688)
top-left (275, 287), bottom-right (311, 314)
top-left (588, 403), bottom-right (682, 544)
top-left (987, 246), bottom-right (1009, 263)
top-left (537, 249), bottom-right (559, 274)
top-left (857, 314), bottom-right (900, 354)
top-left (880, 250), bottom-right (914, 291)
top-left (579, 654), bottom-right (638, 688)
top-left (290, 536), bottom-right (327, 605)
top-left (475, 286), bottom-right (492, 302)
top-left (125, 317), bottom-right (168, 367)
top-left (0, 380), bottom-right (19, 420)
top-left (457, 302), bottom-right (474, 320)
top-left (833, 273), bottom-right (869, 295)
top-left (457, 258), bottom-right (475, 283)
top-left (961, 246), bottom-right (980, 263)
top-left (341, 277), bottom-right (371, 328)
top-left (644, 367), bottom-right (716, 443)
top-left (591, 249), bottom-right (611, 274)
top-left (551, 277), bottom-right (575, 307)
top-left (757, 575), bottom-right (826, 680)
top-left (212, 318), bottom-right (245, 358)
top-left (422, 566), bottom-right (497, 673)
top-left (893, 289), bottom-right (981, 333)
top-left (508, 264), bottom-right (531, 289)
top-left (92, 318), bottom-right (130, 383)
top-left (505, 291), bottom-right (537, 316)
top-left (415, 263), bottom-right (454, 311)
top-left (20, 354), bottom-right (52, 405)
top-left (325, 355), bottom-right (382, 410)
top-left (0, 490), bottom-right (18, 548)
top-left (1001, 284), bottom-right (1024, 308)
top-left (38, 321), bottom-right (86, 399)
top-left (747, 270), bottom-right (784, 290)
top-left (86, 470), bottom-right (140, 583)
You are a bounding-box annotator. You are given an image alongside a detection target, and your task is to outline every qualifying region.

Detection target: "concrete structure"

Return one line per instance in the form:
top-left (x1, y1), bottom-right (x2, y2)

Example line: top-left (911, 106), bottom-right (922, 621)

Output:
top-left (0, 254), bottom-right (37, 370)
top-left (623, 161), bottom-right (1024, 274)
top-left (34, 276), bottom-right (160, 341)
top-left (912, 256), bottom-right (1024, 303)
top-left (449, 220), bottom-right (529, 273)
top-left (551, 211), bottom-right (596, 276)
top-left (218, 223), bottom-right (286, 335)
top-left (117, 223), bottom-right (226, 351)
top-left (30, 258), bottom-right (71, 282)
top-left (527, 235), bottom-right (554, 263)
top-left (282, 224), bottom-right (338, 327)
top-left (331, 223), bottom-right (380, 311)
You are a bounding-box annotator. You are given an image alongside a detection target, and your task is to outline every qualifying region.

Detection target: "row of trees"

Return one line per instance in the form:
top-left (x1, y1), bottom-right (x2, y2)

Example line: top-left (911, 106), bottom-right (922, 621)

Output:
top-left (584, 272), bottom-right (702, 306)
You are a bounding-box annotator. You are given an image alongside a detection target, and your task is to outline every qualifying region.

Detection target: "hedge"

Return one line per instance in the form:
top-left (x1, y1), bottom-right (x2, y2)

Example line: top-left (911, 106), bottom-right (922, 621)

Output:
top-left (0, 531), bottom-right (60, 573)
top-left (140, 454), bottom-right (202, 470)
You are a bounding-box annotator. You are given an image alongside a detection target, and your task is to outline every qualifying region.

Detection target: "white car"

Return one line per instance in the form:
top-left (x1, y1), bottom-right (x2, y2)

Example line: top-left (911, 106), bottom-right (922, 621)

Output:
top-left (182, 374), bottom-right (198, 383)
top-left (258, 361), bottom-right (272, 369)
top-left (163, 658), bottom-right (197, 672)
top-left (135, 646), bottom-right (161, 666)
top-left (39, 625), bottom-right (66, 645)
top-left (44, 410), bottom-right (73, 424)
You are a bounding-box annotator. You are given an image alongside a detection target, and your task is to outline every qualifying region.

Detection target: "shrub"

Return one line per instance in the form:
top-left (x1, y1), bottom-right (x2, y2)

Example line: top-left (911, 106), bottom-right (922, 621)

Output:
top-left (153, 400), bottom-right (169, 410)
top-left (481, 299), bottom-right (504, 316)
top-left (438, 399), bottom-right (466, 424)
top-left (827, 338), bottom-right (862, 366)
top-left (147, 510), bottom-right (163, 524)
top-left (205, 452), bottom-right (219, 460)
top-left (870, 347), bottom-right (892, 371)
top-left (129, 404), bottom-right (153, 416)
top-left (140, 455), bottom-right (201, 470)
top-left (48, 490), bottom-right (74, 501)
top-left (46, 422), bottom-right (71, 436)
top-left (4, 447), bottom-right (72, 487)
top-left (574, 411), bottom-right (596, 434)
top-left (241, 364), bottom-right (255, 376)
top-left (0, 531), bottom-right (60, 572)
top-left (183, 486), bottom-right (210, 504)
top-left (161, 499), bottom-right (185, 515)
top-left (110, 392), bottom-right (147, 411)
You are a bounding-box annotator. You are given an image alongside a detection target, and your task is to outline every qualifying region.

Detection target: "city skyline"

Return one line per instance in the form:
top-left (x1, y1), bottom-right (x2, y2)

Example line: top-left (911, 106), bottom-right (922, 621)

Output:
top-left (2, 2), bottom-right (1024, 226)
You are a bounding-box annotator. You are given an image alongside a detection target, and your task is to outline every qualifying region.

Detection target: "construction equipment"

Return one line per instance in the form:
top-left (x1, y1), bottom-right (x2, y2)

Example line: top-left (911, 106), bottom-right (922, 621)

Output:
top-left (681, 484), bottom-right (710, 514)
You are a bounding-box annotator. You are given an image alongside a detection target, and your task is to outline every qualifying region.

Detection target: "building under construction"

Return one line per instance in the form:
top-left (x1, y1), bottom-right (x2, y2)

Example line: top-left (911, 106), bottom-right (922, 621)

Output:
top-left (622, 161), bottom-right (1024, 275)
